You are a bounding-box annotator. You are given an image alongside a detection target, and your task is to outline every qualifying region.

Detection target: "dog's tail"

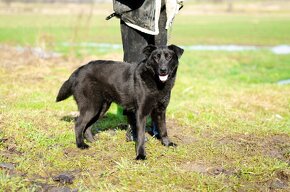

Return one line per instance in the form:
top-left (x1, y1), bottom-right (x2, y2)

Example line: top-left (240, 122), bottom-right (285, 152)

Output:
top-left (56, 76), bottom-right (74, 102)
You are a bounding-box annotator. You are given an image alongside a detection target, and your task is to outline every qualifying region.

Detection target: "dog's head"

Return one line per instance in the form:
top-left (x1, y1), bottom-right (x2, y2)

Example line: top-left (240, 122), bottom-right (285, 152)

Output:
top-left (143, 44), bottom-right (184, 82)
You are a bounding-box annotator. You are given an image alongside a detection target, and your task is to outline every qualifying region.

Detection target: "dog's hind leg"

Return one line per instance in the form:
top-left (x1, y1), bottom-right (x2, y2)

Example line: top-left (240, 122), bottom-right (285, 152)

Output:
top-left (84, 101), bottom-right (111, 143)
top-left (84, 127), bottom-right (95, 143)
top-left (75, 100), bottom-right (105, 149)
top-left (75, 109), bottom-right (97, 149)
top-left (99, 101), bottom-right (112, 118)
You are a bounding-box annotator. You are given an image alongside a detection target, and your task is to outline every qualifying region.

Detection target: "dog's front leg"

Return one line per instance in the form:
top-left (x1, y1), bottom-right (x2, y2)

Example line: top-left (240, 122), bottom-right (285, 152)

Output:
top-left (135, 112), bottom-right (146, 160)
top-left (151, 109), bottom-right (176, 147)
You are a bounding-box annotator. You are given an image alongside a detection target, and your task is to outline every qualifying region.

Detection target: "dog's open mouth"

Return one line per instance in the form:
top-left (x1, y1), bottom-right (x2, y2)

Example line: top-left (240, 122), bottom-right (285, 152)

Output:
top-left (159, 74), bottom-right (168, 82)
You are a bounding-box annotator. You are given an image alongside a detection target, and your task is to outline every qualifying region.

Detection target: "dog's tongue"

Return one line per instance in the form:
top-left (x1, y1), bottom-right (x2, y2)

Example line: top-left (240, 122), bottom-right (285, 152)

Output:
top-left (159, 74), bottom-right (168, 82)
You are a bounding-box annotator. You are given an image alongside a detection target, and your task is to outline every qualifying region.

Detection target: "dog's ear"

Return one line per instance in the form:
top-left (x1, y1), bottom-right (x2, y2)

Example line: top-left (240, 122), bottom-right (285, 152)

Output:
top-left (143, 45), bottom-right (157, 57)
top-left (168, 44), bottom-right (184, 59)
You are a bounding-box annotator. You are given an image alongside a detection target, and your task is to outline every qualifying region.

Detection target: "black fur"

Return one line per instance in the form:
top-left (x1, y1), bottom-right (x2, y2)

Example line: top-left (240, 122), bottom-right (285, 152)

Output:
top-left (56, 44), bottom-right (184, 160)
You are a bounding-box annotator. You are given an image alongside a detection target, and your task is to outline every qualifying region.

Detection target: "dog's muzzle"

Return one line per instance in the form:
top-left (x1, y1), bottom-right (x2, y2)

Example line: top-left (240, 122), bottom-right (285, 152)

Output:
top-left (159, 67), bottom-right (168, 82)
top-left (159, 74), bottom-right (168, 82)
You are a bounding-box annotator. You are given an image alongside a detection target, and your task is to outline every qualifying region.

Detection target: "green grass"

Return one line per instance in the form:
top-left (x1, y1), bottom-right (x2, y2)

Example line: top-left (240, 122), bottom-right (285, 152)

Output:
top-left (1, 12), bottom-right (290, 52)
top-left (0, 2), bottom-right (290, 191)
top-left (171, 14), bottom-right (290, 45)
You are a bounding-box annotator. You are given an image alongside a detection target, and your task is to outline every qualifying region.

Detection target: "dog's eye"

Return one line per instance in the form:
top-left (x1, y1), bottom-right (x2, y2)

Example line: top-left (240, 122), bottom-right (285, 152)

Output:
top-left (154, 54), bottom-right (161, 60)
top-left (165, 53), bottom-right (172, 60)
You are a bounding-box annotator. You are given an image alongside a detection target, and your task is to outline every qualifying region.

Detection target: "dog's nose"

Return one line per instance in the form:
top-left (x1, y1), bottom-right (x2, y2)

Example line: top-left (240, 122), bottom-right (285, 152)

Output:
top-left (160, 67), bottom-right (167, 74)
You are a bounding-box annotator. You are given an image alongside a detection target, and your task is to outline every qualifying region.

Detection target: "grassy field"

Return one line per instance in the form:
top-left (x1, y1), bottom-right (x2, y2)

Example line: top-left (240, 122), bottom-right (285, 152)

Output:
top-left (1, 2), bottom-right (290, 53)
top-left (1, 14), bottom-right (290, 45)
top-left (0, 1), bottom-right (290, 191)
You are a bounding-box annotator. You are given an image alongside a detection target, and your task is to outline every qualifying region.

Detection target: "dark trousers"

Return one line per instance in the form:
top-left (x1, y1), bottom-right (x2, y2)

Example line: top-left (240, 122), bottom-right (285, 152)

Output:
top-left (120, 5), bottom-right (167, 63)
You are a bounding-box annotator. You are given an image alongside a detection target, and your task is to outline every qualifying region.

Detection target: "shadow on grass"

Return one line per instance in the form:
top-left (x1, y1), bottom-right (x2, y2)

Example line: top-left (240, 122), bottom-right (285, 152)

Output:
top-left (60, 112), bottom-right (128, 134)
top-left (60, 112), bottom-right (156, 138)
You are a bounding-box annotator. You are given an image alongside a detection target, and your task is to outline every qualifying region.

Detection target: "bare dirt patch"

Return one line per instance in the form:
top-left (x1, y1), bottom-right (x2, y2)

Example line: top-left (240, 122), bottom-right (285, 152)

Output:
top-left (0, 45), bottom-right (59, 69)
top-left (0, 45), bottom-right (122, 69)
top-left (167, 119), bottom-right (200, 145)
top-left (180, 161), bottom-right (236, 175)
top-left (217, 133), bottom-right (290, 163)
top-left (0, 136), bottom-right (23, 160)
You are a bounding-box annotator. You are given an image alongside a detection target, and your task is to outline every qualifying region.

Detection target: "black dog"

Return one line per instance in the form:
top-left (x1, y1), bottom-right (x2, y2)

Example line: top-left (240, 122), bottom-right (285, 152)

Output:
top-left (56, 44), bottom-right (184, 160)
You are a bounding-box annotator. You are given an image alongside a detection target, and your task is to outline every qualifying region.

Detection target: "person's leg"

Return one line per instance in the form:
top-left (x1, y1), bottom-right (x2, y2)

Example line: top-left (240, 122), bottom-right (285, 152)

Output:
top-left (148, 2), bottom-right (168, 138)
top-left (120, 20), bottom-right (154, 141)
top-left (120, 2), bottom-right (167, 140)
top-left (121, 20), bottom-right (154, 63)
top-left (155, 2), bottom-right (167, 46)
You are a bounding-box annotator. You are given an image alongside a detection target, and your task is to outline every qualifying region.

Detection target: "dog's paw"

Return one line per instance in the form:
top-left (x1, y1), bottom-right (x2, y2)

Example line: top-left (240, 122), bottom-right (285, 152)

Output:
top-left (135, 154), bottom-right (147, 160)
top-left (77, 143), bottom-right (90, 149)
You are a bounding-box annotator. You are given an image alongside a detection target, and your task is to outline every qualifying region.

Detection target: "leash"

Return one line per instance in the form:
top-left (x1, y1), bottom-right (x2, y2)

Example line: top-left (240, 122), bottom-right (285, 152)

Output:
top-left (106, 12), bottom-right (120, 20)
